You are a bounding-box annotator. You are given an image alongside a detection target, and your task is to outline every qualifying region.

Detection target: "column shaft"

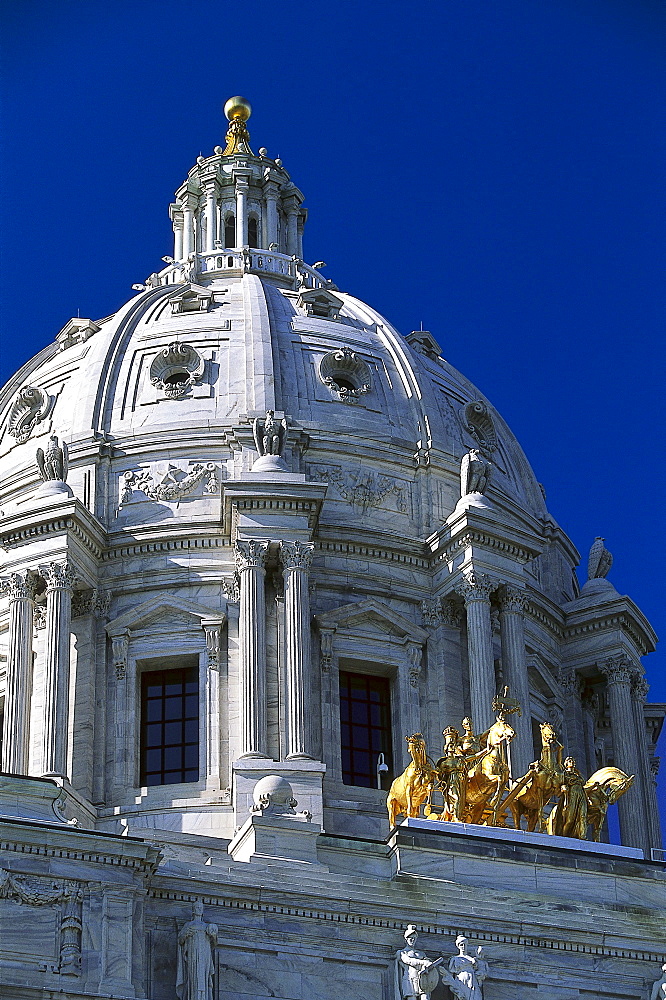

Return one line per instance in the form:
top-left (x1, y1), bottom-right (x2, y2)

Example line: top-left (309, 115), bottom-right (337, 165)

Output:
top-left (1, 573), bottom-right (35, 774)
top-left (236, 540), bottom-right (268, 757)
top-left (601, 657), bottom-right (644, 849)
top-left (281, 541), bottom-right (314, 759)
top-left (41, 562), bottom-right (75, 776)
top-left (265, 190), bottom-right (278, 247)
top-left (173, 220), bottom-right (183, 261)
top-left (235, 182), bottom-right (248, 247)
top-left (286, 208), bottom-right (299, 256)
top-left (205, 187), bottom-right (217, 252)
top-left (182, 204), bottom-right (194, 257)
top-left (456, 573), bottom-right (496, 733)
top-left (498, 587), bottom-right (533, 777)
top-left (631, 677), bottom-right (662, 854)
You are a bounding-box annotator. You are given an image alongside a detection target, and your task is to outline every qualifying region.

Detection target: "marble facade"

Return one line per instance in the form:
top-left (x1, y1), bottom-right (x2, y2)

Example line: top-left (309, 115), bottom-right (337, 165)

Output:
top-left (0, 100), bottom-right (664, 998)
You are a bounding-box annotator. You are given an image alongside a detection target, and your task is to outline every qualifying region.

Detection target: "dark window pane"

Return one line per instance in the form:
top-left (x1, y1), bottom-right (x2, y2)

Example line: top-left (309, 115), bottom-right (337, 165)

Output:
top-left (140, 667), bottom-right (199, 786)
top-left (339, 671), bottom-right (392, 788)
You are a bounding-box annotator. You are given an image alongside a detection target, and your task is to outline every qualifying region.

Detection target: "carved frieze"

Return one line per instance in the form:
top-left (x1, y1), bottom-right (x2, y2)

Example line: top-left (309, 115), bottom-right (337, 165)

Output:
top-left (7, 385), bottom-right (51, 444)
top-left (308, 466), bottom-right (408, 515)
top-left (120, 462), bottom-right (219, 505)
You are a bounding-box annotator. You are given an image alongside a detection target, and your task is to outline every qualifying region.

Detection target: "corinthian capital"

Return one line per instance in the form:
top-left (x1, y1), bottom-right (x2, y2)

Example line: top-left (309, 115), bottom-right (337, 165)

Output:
top-left (235, 539), bottom-right (269, 572)
top-left (40, 560), bottom-right (77, 591)
top-left (631, 674), bottom-right (650, 702)
top-left (498, 584), bottom-right (529, 614)
top-left (280, 540), bottom-right (314, 572)
top-left (454, 571), bottom-right (496, 604)
top-left (600, 655), bottom-right (636, 688)
top-left (559, 668), bottom-right (583, 697)
top-left (1, 570), bottom-right (37, 601)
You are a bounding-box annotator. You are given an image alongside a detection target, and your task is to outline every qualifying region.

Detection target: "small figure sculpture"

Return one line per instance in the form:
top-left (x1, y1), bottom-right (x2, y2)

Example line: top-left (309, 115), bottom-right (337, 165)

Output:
top-left (459, 717), bottom-right (481, 757)
top-left (435, 728), bottom-right (468, 822)
top-left (394, 925), bottom-right (439, 1000)
top-left (548, 756), bottom-right (588, 839)
top-left (650, 963), bottom-right (666, 1000)
top-left (253, 409), bottom-right (287, 457)
top-left (176, 900), bottom-right (218, 1000)
top-left (587, 536), bottom-right (613, 580)
top-left (37, 435), bottom-right (68, 483)
top-left (460, 449), bottom-right (491, 497)
top-left (447, 935), bottom-right (487, 1000)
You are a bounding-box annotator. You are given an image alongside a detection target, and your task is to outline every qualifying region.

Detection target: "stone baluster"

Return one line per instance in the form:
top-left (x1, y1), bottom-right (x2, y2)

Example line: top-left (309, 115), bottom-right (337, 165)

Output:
top-left (600, 656), bottom-right (644, 849)
top-left (236, 540), bottom-right (269, 758)
top-left (40, 560), bottom-right (76, 777)
top-left (630, 674), bottom-right (662, 853)
top-left (1, 571), bottom-right (36, 774)
top-left (281, 541), bottom-right (315, 759)
top-left (455, 572), bottom-right (497, 732)
top-left (497, 585), bottom-right (533, 776)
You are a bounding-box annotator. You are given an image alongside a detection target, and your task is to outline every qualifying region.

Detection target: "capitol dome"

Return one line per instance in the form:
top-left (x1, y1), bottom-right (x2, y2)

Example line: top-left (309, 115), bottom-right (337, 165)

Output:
top-left (0, 100), bottom-right (660, 853)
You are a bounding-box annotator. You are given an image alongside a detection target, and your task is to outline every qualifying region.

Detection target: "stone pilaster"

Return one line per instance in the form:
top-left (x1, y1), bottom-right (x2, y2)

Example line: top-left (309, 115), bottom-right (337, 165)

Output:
top-left (497, 585), bottom-right (533, 777)
top-left (1, 571), bottom-right (36, 774)
top-left (455, 571), bottom-right (497, 732)
top-left (600, 655), bottom-right (643, 850)
top-left (281, 541), bottom-right (315, 759)
top-left (40, 560), bottom-right (76, 777)
top-left (630, 674), bottom-right (662, 853)
top-left (236, 539), bottom-right (269, 758)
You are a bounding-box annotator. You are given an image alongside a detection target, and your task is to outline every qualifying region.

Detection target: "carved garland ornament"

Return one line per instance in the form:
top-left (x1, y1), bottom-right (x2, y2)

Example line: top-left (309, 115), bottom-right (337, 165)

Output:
top-left (7, 386), bottom-right (51, 444)
top-left (150, 342), bottom-right (205, 398)
top-left (120, 462), bottom-right (218, 504)
top-left (309, 466), bottom-right (408, 515)
top-left (319, 347), bottom-right (372, 401)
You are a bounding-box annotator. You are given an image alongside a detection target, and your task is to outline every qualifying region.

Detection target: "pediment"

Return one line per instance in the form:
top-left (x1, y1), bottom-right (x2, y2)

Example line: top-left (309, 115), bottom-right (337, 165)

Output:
top-left (168, 283), bottom-right (213, 314)
top-left (296, 286), bottom-right (343, 320)
top-left (316, 598), bottom-right (428, 643)
top-left (106, 595), bottom-right (224, 638)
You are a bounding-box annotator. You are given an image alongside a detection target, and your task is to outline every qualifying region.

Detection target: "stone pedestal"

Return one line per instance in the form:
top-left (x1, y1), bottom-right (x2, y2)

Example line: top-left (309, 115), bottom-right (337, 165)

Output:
top-left (228, 812), bottom-right (323, 867)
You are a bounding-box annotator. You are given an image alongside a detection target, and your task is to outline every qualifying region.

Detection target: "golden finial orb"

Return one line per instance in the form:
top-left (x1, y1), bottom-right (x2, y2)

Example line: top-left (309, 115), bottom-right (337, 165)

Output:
top-left (224, 96), bottom-right (252, 122)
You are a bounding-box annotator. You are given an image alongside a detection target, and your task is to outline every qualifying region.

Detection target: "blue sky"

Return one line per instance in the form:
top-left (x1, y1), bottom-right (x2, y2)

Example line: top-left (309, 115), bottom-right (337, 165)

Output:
top-left (0, 0), bottom-right (664, 831)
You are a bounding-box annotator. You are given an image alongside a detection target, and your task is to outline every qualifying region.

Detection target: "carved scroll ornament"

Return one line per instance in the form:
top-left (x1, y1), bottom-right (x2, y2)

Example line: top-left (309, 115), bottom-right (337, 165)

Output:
top-left (8, 386), bottom-right (51, 444)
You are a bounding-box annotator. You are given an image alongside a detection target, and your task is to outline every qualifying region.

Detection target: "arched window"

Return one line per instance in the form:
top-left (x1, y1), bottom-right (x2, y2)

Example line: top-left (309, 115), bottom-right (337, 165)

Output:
top-left (224, 215), bottom-right (235, 248)
top-left (248, 216), bottom-right (259, 248)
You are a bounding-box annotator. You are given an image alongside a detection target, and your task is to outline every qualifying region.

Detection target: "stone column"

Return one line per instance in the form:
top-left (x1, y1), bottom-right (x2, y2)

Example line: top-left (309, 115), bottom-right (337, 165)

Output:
top-left (172, 216), bottom-right (184, 261)
top-left (455, 572), bottom-right (497, 733)
top-left (600, 655), bottom-right (644, 849)
top-left (281, 541), bottom-right (315, 759)
top-left (204, 183), bottom-right (217, 252)
top-left (497, 585), bottom-right (533, 777)
top-left (235, 178), bottom-right (248, 247)
top-left (182, 201), bottom-right (195, 258)
top-left (40, 560), bottom-right (76, 777)
top-left (264, 183), bottom-right (278, 247)
top-left (631, 674), bottom-right (662, 854)
top-left (1, 571), bottom-right (36, 774)
top-left (236, 540), bottom-right (269, 758)
top-left (285, 203), bottom-right (299, 256)
top-left (560, 668), bottom-right (586, 769)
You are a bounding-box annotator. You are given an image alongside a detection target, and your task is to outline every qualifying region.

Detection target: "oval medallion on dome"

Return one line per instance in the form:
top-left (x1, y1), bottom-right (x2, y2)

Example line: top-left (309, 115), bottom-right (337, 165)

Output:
top-left (149, 342), bottom-right (205, 399)
top-left (7, 385), bottom-right (51, 444)
top-left (319, 347), bottom-right (372, 402)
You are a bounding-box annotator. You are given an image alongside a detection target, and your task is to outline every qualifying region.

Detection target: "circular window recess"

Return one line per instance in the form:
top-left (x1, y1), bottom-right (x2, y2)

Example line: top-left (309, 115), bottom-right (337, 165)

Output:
top-left (150, 342), bottom-right (205, 399)
top-left (319, 347), bottom-right (372, 401)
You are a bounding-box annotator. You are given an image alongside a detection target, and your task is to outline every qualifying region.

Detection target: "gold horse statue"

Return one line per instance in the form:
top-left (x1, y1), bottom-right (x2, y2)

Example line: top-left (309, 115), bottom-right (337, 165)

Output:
top-left (465, 716), bottom-right (516, 825)
top-left (499, 721), bottom-right (564, 832)
top-left (386, 734), bottom-right (436, 827)
top-left (584, 766), bottom-right (634, 841)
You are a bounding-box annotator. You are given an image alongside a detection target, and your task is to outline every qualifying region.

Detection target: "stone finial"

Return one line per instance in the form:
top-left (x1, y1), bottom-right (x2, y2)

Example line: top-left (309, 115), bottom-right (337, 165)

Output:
top-left (250, 775), bottom-right (298, 816)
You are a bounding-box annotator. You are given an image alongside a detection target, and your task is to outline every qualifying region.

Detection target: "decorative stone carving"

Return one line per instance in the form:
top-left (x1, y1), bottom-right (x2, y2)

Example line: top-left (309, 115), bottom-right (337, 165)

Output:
top-left (0, 868), bottom-right (73, 905)
top-left (601, 655), bottom-right (636, 687)
top-left (319, 627), bottom-right (335, 671)
top-left (447, 934), bottom-right (488, 1000)
top-left (221, 576), bottom-right (240, 603)
top-left (33, 603), bottom-right (47, 630)
top-left (560, 669), bottom-right (583, 697)
top-left (203, 623), bottom-right (222, 668)
top-left (464, 400), bottom-right (497, 455)
top-left (650, 964), bottom-right (666, 1000)
top-left (235, 538), bottom-right (269, 571)
top-left (460, 449), bottom-right (492, 497)
top-left (120, 462), bottom-right (218, 504)
top-left (455, 571), bottom-right (496, 604)
top-left (441, 600), bottom-right (464, 629)
top-left (150, 342), bottom-right (205, 398)
top-left (280, 539), bottom-right (314, 571)
top-left (56, 317), bottom-right (100, 352)
top-left (498, 585), bottom-right (529, 614)
top-left (319, 346), bottom-right (371, 401)
top-left (41, 560), bottom-right (77, 592)
top-left (421, 599), bottom-right (441, 628)
top-left (490, 609), bottom-right (501, 635)
top-left (36, 434), bottom-right (68, 483)
top-left (250, 775), bottom-right (298, 816)
top-left (112, 629), bottom-right (129, 680)
top-left (169, 283), bottom-right (213, 314)
top-left (309, 466), bottom-right (408, 514)
top-left (176, 900), bottom-right (218, 1000)
top-left (587, 536), bottom-right (613, 580)
top-left (59, 890), bottom-right (83, 976)
top-left (631, 674), bottom-right (650, 701)
top-left (71, 588), bottom-right (111, 619)
top-left (8, 385), bottom-right (51, 443)
top-left (2, 570), bottom-right (37, 601)
top-left (407, 643), bottom-right (422, 687)
top-left (394, 924), bottom-right (440, 1000)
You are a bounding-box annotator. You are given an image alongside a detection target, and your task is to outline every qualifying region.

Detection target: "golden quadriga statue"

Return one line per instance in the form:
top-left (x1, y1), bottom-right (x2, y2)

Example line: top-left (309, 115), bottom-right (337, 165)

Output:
top-left (387, 694), bottom-right (634, 842)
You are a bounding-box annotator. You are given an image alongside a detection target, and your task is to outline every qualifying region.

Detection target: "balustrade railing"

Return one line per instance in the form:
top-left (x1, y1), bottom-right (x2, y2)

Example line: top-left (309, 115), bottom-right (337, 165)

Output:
top-left (156, 248), bottom-right (328, 289)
